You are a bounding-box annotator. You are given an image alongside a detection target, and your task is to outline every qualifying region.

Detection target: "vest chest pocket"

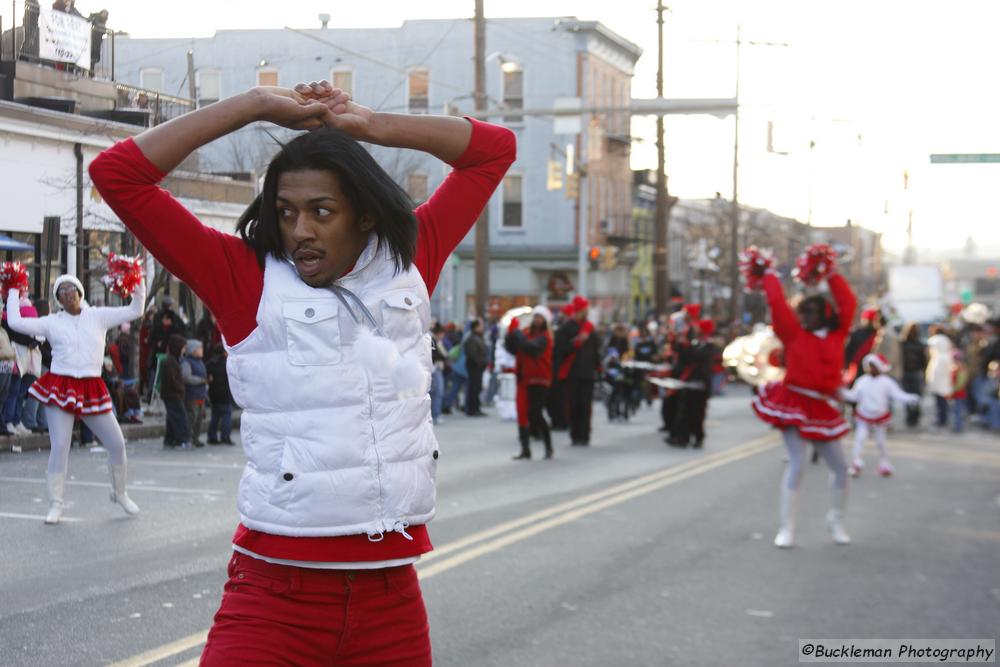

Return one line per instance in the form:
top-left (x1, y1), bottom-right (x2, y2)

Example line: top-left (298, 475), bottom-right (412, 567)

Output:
top-left (380, 291), bottom-right (423, 341)
top-left (282, 301), bottom-right (342, 366)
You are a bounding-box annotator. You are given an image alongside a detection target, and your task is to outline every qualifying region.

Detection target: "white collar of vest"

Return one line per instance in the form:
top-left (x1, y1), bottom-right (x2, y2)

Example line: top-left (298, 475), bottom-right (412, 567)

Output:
top-left (334, 232), bottom-right (380, 285)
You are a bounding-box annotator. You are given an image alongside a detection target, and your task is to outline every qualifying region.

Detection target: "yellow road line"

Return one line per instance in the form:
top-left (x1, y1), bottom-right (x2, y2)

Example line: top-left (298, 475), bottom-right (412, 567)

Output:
top-left (422, 433), bottom-right (778, 562)
top-left (107, 630), bottom-right (209, 667)
top-left (418, 437), bottom-right (777, 579)
top-left (107, 434), bottom-right (778, 666)
top-left (892, 445), bottom-right (1000, 468)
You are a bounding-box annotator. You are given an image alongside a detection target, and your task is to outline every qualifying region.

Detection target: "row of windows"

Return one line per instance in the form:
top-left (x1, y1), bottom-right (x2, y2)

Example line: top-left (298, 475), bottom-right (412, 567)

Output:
top-left (138, 65), bottom-right (525, 116)
top-left (405, 171), bottom-right (524, 230)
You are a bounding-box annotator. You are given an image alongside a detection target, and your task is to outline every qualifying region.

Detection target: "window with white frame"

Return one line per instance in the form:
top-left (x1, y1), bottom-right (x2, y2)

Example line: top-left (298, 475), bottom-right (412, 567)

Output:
top-left (406, 172), bottom-right (429, 203)
top-left (139, 67), bottom-right (163, 92)
top-left (502, 67), bottom-right (523, 123)
top-left (331, 68), bottom-right (353, 96)
top-left (501, 173), bottom-right (523, 229)
top-left (197, 69), bottom-right (221, 106)
top-left (256, 68), bottom-right (279, 87)
top-left (407, 68), bottom-right (429, 114)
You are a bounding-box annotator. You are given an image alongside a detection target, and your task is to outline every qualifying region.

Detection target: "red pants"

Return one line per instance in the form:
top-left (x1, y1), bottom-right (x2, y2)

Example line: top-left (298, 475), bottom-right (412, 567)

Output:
top-left (200, 552), bottom-right (432, 666)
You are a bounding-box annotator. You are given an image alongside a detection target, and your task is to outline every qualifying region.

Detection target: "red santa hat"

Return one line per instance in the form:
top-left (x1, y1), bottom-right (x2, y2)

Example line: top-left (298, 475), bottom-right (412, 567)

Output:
top-left (560, 303), bottom-right (575, 317)
top-left (683, 303), bottom-right (702, 319)
top-left (698, 318), bottom-right (715, 336)
top-left (862, 353), bottom-right (891, 373)
top-left (861, 307), bottom-right (880, 322)
top-left (571, 295), bottom-right (590, 312)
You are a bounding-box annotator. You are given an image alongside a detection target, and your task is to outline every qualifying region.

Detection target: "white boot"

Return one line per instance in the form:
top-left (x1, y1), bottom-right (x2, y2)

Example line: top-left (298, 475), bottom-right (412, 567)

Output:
top-left (773, 487), bottom-right (798, 548)
top-left (827, 486), bottom-right (851, 545)
top-left (108, 464), bottom-right (140, 516)
top-left (45, 472), bottom-right (65, 524)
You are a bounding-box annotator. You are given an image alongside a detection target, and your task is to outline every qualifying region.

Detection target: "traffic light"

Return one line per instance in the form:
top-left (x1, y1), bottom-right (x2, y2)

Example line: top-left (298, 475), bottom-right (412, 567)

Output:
top-left (546, 160), bottom-right (563, 191)
top-left (588, 245), bottom-right (601, 269)
top-left (565, 172), bottom-right (580, 200)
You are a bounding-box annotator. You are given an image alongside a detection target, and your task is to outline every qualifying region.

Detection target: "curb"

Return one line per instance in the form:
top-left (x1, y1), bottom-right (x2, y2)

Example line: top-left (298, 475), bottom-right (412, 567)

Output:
top-left (0, 412), bottom-right (242, 454)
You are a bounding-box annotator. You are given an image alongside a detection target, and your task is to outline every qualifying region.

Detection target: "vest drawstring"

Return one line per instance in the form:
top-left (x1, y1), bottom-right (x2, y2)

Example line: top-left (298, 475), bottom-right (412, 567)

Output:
top-left (392, 521), bottom-right (414, 541)
top-left (367, 531), bottom-right (385, 542)
top-left (331, 285), bottom-right (385, 337)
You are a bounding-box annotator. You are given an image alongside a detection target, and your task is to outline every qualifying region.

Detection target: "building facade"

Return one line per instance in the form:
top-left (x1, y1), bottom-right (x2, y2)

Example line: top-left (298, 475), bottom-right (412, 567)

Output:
top-left (111, 17), bottom-right (643, 322)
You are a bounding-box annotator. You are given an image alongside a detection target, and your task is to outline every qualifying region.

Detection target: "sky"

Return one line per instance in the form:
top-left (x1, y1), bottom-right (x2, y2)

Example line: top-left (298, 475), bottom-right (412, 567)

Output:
top-left (5, 0), bottom-right (998, 259)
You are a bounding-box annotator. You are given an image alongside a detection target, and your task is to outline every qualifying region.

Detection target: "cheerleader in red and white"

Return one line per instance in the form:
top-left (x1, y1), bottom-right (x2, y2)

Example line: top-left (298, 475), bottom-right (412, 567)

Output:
top-left (743, 244), bottom-right (857, 548)
top-left (5, 273), bottom-right (145, 524)
top-left (841, 353), bottom-right (920, 478)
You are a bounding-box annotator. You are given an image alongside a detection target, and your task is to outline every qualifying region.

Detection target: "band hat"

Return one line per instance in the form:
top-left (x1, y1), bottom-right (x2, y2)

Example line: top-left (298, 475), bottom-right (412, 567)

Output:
top-left (53, 274), bottom-right (85, 302)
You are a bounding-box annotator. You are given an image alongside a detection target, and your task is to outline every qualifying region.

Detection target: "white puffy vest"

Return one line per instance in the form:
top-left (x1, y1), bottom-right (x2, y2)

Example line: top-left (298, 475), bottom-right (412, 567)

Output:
top-left (226, 236), bottom-right (437, 538)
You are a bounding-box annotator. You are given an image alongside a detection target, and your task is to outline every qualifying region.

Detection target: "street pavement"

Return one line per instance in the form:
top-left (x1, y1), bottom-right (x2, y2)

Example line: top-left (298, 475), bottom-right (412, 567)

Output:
top-left (0, 393), bottom-right (997, 666)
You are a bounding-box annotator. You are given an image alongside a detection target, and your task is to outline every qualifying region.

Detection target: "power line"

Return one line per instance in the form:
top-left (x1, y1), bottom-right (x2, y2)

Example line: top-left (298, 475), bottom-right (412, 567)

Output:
top-left (283, 25), bottom-right (470, 96)
top-left (373, 19), bottom-right (462, 112)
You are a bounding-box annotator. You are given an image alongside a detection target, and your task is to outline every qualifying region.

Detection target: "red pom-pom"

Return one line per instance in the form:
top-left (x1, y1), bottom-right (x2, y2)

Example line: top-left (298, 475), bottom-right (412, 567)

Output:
top-left (103, 253), bottom-right (143, 298)
top-left (737, 246), bottom-right (774, 291)
top-left (0, 261), bottom-right (30, 296)
top-left (792, 243), bottom-right (838, 286)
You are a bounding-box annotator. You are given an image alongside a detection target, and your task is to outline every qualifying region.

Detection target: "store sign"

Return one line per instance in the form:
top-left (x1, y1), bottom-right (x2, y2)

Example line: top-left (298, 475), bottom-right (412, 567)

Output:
top-left (38, 8), bottom-right (92, 70)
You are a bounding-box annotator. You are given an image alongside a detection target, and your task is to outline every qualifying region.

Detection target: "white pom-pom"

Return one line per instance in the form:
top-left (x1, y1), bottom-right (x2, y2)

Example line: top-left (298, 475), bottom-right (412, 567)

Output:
top-left (393, 352), bottom-right (429, 399)
top-left (354, 327), bottom-right (398, 375)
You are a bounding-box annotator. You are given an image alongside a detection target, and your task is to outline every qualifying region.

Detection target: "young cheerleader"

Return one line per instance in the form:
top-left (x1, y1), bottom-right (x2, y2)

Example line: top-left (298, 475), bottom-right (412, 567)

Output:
top-left (90, 81), bottom-right (514, 665)
top-left (6, 274), bottom-right (145, 524)
top-left (744, 245), bottom-right (857, 548)
top-left (842, 353), bottom-right (920, 478)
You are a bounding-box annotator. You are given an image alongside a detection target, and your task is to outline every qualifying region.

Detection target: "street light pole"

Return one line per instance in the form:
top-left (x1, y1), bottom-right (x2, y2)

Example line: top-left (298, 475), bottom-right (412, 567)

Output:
top-left (472, 0), bottom-right (489, 319)
top-left (653, 0), bottom-right (676, 316)
top-left (729, 25), bottom-right (741, 326)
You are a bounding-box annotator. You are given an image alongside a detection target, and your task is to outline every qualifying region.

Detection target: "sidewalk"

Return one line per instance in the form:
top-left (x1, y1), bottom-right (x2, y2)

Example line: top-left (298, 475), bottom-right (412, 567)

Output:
top-left (0, 410), bottom-right (242, 454)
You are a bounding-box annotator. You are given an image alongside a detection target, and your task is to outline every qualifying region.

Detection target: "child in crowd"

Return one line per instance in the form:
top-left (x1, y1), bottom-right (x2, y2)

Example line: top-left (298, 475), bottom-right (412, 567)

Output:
top-left (842, 354), bottom-right (920, 478)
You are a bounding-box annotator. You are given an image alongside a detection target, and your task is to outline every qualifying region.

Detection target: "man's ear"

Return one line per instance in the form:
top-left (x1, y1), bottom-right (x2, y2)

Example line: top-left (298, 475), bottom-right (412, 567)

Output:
top-left (359, 215), bottom-right (376, 232)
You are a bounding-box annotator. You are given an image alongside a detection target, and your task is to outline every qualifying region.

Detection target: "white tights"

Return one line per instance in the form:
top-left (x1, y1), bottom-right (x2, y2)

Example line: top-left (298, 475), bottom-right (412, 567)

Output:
top-left (45, 407), bottom-right (126, 474)
top-left (851, 421), bottom-right (889, 465)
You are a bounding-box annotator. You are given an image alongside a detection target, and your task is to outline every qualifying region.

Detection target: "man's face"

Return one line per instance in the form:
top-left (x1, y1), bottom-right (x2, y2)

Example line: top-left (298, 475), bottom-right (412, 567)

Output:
top-left (574, 307), bottom-right (588, 322)
top-left (277, 169), bottom-right (373, 288)
top-left (161, 315), bottom-right (173, 329)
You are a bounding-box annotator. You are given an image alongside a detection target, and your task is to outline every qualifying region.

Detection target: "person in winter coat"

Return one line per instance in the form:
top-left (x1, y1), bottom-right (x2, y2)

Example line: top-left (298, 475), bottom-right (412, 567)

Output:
top-left (159, 334), bottom-right (189, 449)
top-left (750, 257), bottom-right (857, 549)
top-left (842, 354), bottom-right (920, 477)
top-left (899, 322), bottom-right (927, 428)
top-left (924, 324), bottom-right (955, 428)
top-left (181, 339), bottom-right (209, 447)
top-left (90, 79), bottom-right (514, 664)
top-left (6, 274), bottom-right (145, 524)
top-left (464, 318), bottom-right (488, 416)
top-left (557, 296), bottom-right (600, 446)
top-left (205, 343), bottom-right (234, 444)
top-left (506, 306), bottom-right (554, 459)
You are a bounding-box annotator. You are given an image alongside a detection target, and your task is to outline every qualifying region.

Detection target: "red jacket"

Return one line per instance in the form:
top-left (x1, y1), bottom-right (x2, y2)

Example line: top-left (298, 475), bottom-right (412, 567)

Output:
top-left (505, 326), bottom-right (553, 386)
top-left (763, 272), bottom-right (857, 395)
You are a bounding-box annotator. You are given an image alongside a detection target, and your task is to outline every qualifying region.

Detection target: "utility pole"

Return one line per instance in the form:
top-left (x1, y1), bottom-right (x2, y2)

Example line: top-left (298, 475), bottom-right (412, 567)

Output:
top-left (186, 50), bottom-right (197, 104)
top-left (472, 0), bottom-right (489, 319)
top-left (729, 25), bottom-right (741, 325)
top-left (653, 0), bottom-right (676, 316)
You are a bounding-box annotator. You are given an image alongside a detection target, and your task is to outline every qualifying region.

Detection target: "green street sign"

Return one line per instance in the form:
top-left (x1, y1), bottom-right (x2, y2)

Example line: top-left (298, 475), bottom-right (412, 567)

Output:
top-left (930, 154), bottom-right (1000, 164)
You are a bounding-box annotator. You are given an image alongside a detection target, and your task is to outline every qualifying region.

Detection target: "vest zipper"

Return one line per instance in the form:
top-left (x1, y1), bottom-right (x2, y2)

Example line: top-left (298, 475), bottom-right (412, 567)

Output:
top-left (367, 372), bottom-right (386, 533)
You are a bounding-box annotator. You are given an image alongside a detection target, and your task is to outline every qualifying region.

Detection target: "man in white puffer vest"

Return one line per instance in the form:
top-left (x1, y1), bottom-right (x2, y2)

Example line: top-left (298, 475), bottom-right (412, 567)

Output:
top-left (91, 80), bottom-right (515, 665)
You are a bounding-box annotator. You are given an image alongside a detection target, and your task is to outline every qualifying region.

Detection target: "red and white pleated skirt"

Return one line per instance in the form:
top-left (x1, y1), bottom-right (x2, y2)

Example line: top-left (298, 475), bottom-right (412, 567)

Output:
top-left (28, 373), bottom-right (113, 416)
top-left (751, 381), bottom-right (849, 442)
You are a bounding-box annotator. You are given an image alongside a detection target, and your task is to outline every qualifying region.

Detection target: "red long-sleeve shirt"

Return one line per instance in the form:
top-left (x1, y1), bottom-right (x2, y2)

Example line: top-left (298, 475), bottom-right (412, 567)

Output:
top-left (763, 272), bottom-right (857, 395)
top-left (90, 118), bottom-right (516, 564)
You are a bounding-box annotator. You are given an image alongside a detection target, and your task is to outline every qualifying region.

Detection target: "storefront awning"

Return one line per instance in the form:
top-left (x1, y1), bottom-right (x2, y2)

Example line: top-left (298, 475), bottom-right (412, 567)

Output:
top-left (0, 234), bottom-right (35, 251)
